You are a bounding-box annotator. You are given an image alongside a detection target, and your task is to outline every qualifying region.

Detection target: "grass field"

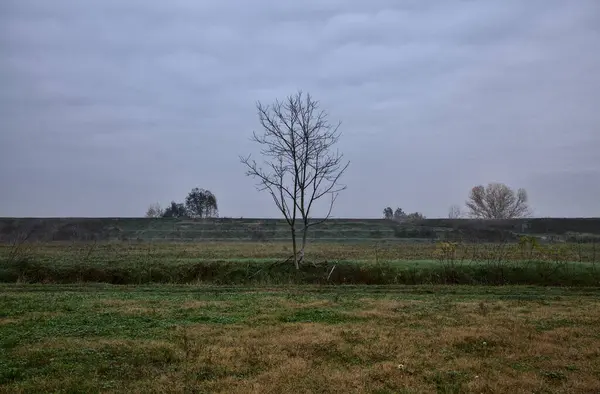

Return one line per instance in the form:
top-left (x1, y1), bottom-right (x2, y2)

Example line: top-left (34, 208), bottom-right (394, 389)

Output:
top-left (2, 241), bottom-right (600, 286)
top-left (3, 241), bottom-right (600, 262)
top-left (3, 217), bottom-right (600, 243)
top-left (1, 219), bottom-right (600, 392)
top-left (1, 284), bottom-right (599, 393)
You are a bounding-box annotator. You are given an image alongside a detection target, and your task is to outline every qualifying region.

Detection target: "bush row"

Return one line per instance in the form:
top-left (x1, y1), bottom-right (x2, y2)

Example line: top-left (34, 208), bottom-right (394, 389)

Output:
top-left (2, 258), bottom-right (599, 286)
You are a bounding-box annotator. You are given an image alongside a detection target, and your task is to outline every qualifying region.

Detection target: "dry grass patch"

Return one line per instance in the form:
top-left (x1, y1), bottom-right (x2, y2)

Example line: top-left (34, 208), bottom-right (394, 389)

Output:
top-left (167, 323), bottom-right (419, 394)
top-left (158, 314), bottom-right (600, 393)
top-left (13, 337), bottom-right (176, 354)
top-left (0, 318), bottom-right (19, 325)
top-left (21, 311), bottom-right (66, 320)
top-left (95, 299), bottom-right (160, 315)
top-left (2, 286), bottom-right (600, 393)
top-left (276, 298), bottom-right (336, 310)
top-left (352, 299), bottom-right (426, 319)
top-left (179, 300), bottom-right (232, 309)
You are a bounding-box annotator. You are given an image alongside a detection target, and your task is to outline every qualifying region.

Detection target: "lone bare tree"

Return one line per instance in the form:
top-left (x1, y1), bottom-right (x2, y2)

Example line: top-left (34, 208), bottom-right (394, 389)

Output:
top-left (448, 204), bottom-right (462, 219)
top-left (465, 183), bottom-right (532, 219)
top-left (241, 91), bottom-right (350, 269)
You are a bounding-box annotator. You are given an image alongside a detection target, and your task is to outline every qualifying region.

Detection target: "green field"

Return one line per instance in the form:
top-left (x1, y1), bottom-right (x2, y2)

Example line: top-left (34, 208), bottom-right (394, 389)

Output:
top-left (2, 241), bottom-right (600, 286)
top-left (2, 217), bottom-right (600, 243)
top-left (1, 218), bottom-right (600, 392)
top-left (1, 285), bottom-right (599, 393)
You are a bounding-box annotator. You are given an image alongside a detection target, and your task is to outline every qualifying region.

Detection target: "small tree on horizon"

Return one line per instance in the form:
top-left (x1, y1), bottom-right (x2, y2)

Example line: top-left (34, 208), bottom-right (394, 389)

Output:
top-left (393, 207), bottom-right (406, 220)
top-left (385, 207), bottom-right (425, 221)
top-left (383, 207), bottom-right (393, 219)
top-left (241, 91), bottom-right (349, 270)
top-left (406, 211), bottom-right (426, 220)
top-left (145, 203), bottom-right (164, 218)
top-left (185, 188), bottom-right (218, 218)
top-left (465, 183), bottom-right (532, 219)
top-left (162, 201), bottom-right (188, 218)
top-left (448, 204), bottom-right (462, 219)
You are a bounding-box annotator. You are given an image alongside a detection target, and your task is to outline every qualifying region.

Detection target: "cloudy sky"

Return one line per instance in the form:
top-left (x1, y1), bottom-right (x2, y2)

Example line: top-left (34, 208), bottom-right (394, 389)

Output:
top-left (1, 0), bottom-right (599, 218)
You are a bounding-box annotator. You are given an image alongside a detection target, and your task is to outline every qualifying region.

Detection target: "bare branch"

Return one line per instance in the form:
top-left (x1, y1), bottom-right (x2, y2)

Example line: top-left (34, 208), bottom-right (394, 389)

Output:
top-left (448, 204), bottom-right (462, 219)
top-left (466, 183), bottom-right (532, 219)
top-left (303, 192), bottom-right (339, 230)
top-left (241, 90), bottom-right (350, 268)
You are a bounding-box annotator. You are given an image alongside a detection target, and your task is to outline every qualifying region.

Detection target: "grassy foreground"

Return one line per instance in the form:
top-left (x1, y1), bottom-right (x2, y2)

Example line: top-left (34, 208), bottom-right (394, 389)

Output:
top-left (1, 284), bottom-right (599, 393)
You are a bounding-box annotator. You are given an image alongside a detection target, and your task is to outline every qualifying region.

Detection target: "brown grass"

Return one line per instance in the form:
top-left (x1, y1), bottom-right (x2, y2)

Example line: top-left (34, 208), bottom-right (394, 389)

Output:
top-left (179, 300), bottom-right (234, 309)
top-left (135, 310), bottom-right (600, 393)
top-left (0, 318), bottom-right (19, 325)
top-left (171, 298), bottom-right (598, 394)
top-left (95, 299), bottom-right (161, 315)
top-left (2, 289), bottom-right (600, 393)
top-left (3, 240), bottom-right (598, 262)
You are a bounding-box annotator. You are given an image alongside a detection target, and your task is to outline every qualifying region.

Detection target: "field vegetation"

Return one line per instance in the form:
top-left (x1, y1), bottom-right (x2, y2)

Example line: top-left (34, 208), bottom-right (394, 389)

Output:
top-left (1, 239), bottom-right (599, 286)
top-left (3, 217), bottom-right (600, 244)
top-left (1, 285), bottom-right (599, 393)
top-left (1, 217), bottom-right (600, 392)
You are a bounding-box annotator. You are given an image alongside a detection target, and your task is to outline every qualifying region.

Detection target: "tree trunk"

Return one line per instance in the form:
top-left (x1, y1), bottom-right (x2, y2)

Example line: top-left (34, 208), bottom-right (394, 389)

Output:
top-left (299, 223), bottom-right (308, 264)
top-left (291, 227), bottom-right (299, 270)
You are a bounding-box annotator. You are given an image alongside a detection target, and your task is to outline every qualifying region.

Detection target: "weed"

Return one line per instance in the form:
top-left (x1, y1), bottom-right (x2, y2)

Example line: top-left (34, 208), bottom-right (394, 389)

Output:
top-left (427, 370), bottom-right (469, 394)
top-left (279, 308), bottom-right (359, 324)
top-left (540, 370), bottom-right (567, 382)
top-left (453, 337), bottom-right (498, 357)
top-left (534, 318), bottom-right (576, 332)
top-left (478, 301), bottom-right (489, 316)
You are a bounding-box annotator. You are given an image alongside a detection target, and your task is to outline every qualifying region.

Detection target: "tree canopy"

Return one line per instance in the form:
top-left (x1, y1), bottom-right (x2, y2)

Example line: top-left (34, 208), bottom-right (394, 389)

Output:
top-left (185, 188), bottom-right (218, 218)
top-left (241, 91), bottom-right (349, 269)
top-left (466, 183), bottom-right (531, 219)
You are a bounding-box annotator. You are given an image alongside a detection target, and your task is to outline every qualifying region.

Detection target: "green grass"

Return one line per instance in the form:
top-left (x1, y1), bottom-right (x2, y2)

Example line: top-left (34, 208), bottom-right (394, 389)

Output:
top-left (1, 284), bottom-right (599, 393)
top-left (2, 255), bottom-right (599, 286)
top-left (3, 217), bottom-right (600, 243)
top-left (1, 241), bottom-right (600, 286)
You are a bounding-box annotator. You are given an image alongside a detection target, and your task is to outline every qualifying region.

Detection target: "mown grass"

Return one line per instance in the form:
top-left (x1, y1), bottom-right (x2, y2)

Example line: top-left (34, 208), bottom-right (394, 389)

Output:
top-left (1, 284), bottom-right (599, 393)
top-left (1, 241), bottom-right (600, 286)
top-left (2, 241), bottom-right (599, 262)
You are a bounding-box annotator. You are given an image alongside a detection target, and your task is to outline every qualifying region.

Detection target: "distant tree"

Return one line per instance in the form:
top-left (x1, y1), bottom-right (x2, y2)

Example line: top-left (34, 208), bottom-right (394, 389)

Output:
top-left (406, 212), bottom-right (426, 220)
top-left (383, 207), bottom-right (393, 220)
top-left (185, 188), bottom-right (218, 218)
top-left (393, 207), bottom-right (406, 220)
top-left (240, 91), bottom-right (349, 270)
top-left (162, 201), bottom-right (188, 218)
top-left (466, 183), bottom-right (532, 219)
top-left (448, 204), bottom-right (462, 219)
top-left (145, 203), bottom-right (164, 218)
top-left (388, 207), bottom-right (425, 221)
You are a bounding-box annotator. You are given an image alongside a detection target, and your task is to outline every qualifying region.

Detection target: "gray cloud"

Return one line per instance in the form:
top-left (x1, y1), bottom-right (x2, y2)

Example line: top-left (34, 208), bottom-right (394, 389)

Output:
top-left (1, 0), bottom-right (599, 217)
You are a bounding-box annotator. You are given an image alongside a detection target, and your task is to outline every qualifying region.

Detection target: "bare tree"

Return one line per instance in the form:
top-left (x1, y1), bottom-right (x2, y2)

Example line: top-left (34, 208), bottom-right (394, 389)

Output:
top-left (448, 204), bottom-right (462, 219)
top-left (241, 91), bottom-right (350, 269)
top-left (145, 203), bottom-right (164, 218)
top-left (465, 183), bottom-right (532, 219)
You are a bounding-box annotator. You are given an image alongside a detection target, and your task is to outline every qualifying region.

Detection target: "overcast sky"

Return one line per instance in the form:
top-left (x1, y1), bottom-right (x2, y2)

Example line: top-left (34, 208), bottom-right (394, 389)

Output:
top-left (1, 0), bottom-right (599, 218)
